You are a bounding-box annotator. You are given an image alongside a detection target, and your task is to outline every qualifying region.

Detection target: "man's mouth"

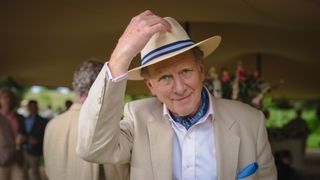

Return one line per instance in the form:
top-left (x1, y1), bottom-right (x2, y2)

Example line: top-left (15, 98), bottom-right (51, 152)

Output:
top-left (173, 94), bottom-right (191, 101)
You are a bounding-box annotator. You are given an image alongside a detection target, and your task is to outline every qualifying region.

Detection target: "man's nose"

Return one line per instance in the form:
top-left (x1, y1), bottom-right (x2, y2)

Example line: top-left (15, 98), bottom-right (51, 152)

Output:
top-left (173, 76), bottom-right (186, 94)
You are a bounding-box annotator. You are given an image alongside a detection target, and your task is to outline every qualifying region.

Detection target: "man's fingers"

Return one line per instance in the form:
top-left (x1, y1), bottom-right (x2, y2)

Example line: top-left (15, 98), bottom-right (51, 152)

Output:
top-left (132, 10), bottom-right (171, 33)
top-left (147, 23), bottom-right (169, 35)
top-left (139, 10), bottom-right (154, 16)
top-left (131, 10), bottom-right (154, 24)
top-left (144, 15), bottom-right (171, 32)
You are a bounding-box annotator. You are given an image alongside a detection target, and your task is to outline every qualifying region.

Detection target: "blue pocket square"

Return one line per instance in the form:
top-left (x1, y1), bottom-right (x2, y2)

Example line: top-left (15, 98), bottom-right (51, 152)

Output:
top-left (237, 162), bottom-right (259, 179)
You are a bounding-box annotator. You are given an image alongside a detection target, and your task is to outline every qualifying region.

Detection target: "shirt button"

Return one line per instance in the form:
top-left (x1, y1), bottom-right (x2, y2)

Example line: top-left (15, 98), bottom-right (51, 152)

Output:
top-left (186, 165), bottom-right (191, 168)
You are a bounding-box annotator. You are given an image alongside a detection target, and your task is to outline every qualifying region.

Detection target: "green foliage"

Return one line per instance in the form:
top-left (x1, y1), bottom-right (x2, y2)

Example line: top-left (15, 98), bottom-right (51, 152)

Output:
top-left (266, 107), bottom-right (320, 148)
top-left (266, 108), bottom-right (296, 128)
top-left (307, 134), bottom-right (320, 148)
top-left (24, 87), bottom-right (76, 112)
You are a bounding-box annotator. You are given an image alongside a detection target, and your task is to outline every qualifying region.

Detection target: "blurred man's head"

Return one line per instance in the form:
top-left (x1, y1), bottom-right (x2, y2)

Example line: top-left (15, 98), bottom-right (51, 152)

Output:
top-left (295, 108), bottom-right (303, 118)
top-left (0, 89), bottom-right (16, 111)
top-left (263, 109), bottom-right (270, 120)
top-left (27, 100), bottom-right (38, 116)
top-left (72, 60), bottom-right (104, 102)
top-left (275, 149), bottom-right (292, 166)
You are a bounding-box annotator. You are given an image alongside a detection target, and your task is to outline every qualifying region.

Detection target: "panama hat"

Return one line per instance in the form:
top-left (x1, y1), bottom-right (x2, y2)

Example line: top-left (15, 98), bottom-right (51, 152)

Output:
top-left (128, 17), bottom-right (221, 80)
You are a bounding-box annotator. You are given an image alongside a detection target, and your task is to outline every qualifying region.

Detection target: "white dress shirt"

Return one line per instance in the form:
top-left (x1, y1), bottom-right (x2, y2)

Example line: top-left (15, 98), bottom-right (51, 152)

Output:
top-left (164, 91), bottom-right (217, 180)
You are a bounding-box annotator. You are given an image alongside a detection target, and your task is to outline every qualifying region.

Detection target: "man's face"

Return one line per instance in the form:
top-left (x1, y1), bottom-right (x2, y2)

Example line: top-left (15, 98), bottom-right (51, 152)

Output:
top-left (0, 92), bottom-right (13, 109)
top-left (144, 51), bottom-right (205, 117)
top-left (28, 102), bottom-right (38, 115)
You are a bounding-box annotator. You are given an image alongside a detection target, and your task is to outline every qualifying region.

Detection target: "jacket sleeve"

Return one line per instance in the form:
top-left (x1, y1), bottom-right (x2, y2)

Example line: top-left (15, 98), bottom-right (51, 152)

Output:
top-left (256, 111), bottom-right (277, 179)
top-left (76, 65), bottom-right (133, 164)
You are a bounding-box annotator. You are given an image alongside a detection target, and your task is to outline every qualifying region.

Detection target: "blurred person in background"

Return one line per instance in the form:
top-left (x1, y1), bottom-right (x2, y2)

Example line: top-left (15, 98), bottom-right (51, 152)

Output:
top-left (17, 100), bottom-right (29, 118)
top-left (44, 60), bottom-right (127, 180)
top-left (0, 113), bottom-right (15, 167)
top-left (274, 149), bottom-right (300, 180)
top-left (23, 100), bottom-right (48, 180)
top-left (0, 89), bottom-right (26, 180)
top-left (282, 108), bottom-right (310, 139)
top-left (40, 105), bottom-right (54, 120)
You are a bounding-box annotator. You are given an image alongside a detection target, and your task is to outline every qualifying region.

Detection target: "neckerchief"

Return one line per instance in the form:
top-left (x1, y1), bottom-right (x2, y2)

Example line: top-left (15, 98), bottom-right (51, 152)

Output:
top-left (170, 87), bottom-right (209, 130)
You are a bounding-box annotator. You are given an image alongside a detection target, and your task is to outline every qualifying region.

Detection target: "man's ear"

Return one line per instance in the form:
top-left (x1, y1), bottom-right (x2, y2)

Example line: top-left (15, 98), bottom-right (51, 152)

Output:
top-left (144, 79), bottom-right (156, 96)
top-left (199, 63), bottom-right (206, 81)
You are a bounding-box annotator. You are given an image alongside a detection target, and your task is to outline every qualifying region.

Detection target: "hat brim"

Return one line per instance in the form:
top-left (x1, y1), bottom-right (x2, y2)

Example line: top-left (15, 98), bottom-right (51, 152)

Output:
top-left (128, 35), bottom-right (221, 80)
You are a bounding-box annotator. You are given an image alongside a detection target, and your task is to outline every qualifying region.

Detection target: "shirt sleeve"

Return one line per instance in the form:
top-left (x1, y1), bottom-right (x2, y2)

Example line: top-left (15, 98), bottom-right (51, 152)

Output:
top-left (105, 62), bottom-right (128, 82)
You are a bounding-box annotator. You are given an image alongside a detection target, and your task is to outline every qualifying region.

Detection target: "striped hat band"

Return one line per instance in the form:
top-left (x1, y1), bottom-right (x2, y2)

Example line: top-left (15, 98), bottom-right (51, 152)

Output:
top-left (141, 39), bottom-right (194, 65)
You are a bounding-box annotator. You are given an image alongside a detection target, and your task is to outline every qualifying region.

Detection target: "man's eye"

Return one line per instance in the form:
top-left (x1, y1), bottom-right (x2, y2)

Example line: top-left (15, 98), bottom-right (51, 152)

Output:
top-left (180, 69), bottom-right (193, 77)
top-left (158, 75), bottom-right (172, 82)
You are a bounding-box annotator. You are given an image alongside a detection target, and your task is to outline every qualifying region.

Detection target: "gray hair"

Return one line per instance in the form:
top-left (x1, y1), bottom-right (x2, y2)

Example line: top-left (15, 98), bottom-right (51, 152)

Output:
top-left (72, 60), bottom-right (103, 96)
top-left (140, 47), bottom-right (204, 78)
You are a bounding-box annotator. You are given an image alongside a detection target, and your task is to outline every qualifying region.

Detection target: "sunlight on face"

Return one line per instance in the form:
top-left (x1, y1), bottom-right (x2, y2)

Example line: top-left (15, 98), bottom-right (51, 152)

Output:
top-left (144, 51), bottom-right (205, 117)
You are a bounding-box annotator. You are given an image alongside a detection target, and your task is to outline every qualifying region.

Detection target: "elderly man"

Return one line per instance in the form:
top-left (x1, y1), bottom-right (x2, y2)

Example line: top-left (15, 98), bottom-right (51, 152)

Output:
top-left (44, 60), bottom-right (127, 180)
top-left (77, 10), bottom-right (276, 180)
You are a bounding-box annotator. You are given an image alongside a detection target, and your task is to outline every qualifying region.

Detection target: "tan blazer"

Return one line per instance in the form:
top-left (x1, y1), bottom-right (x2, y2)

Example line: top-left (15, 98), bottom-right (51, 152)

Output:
top-left (77, 66), bottom-right (276, 180)
top-left (44, 104), bottom-right (128, 180)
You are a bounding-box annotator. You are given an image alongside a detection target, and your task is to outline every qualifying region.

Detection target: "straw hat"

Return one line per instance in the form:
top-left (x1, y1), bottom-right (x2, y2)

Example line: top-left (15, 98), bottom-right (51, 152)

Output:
top-left (128, 17), bottom-right (221, 80)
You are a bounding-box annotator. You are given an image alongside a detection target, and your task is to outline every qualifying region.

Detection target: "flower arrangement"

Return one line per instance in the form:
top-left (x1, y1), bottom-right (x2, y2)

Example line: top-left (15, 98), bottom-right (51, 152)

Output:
top-left (204, 61), bottom-right (277, 109)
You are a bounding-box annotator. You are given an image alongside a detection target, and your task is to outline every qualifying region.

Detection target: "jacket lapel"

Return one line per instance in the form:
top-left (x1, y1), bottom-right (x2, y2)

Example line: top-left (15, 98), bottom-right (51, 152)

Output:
top-left (212, 97), bottom-right (240, 180)
top-left (148, 110), bottom-right (173, 180)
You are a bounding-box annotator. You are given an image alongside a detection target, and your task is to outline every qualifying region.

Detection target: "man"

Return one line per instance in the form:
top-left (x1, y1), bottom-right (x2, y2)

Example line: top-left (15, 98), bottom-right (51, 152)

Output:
top-left (274, 150), bottom-right (300, 180)
top-left (23, 100), bottom-right (48, 180)
top-left (0, 113), bottom-right (15, 169)
top-left (44, 60), bottom-right (127, 180)
top-left (0, 89), bottom-right (26, 180)
top-left (0, 113), bottom-right (15, 166)
top-left (77, 10), bottom-right (276, 180)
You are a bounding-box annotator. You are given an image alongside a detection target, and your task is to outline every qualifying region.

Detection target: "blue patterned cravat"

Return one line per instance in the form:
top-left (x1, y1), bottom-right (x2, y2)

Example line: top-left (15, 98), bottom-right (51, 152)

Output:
top-left (170, 87), bottom-right (209, 130)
